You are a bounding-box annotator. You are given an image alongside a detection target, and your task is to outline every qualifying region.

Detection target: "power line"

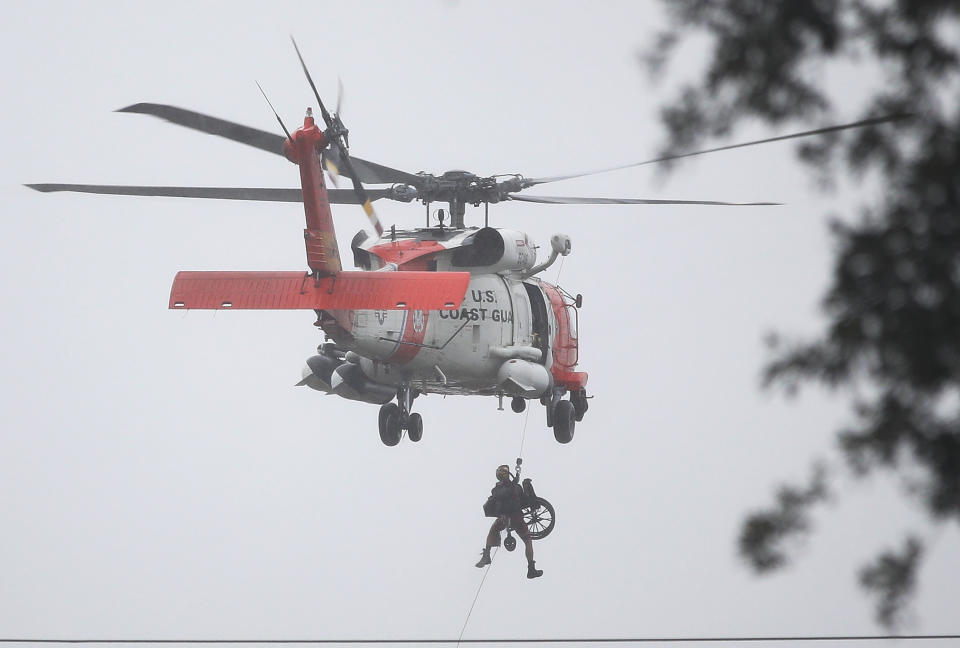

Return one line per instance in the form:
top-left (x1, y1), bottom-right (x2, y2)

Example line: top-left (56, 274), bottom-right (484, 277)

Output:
top-left (1, 637), bottom-right (959, 644)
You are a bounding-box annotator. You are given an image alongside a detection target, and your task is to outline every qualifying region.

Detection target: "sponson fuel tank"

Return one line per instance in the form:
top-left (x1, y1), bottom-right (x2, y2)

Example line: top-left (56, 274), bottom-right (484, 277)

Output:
top-left (330, 363), bottom-right (395, 404)
top-left (298, 354), bottom-right (339, 391)
top-left (298, 354), bottom-right (395, 405)
top-left (497, 358), bottom-right (551, 398)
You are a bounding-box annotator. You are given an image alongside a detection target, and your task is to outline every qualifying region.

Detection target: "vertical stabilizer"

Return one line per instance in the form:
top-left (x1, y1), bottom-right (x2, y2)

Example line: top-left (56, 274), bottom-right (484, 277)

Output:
top-left (284, 109), bottom-right (341, 275)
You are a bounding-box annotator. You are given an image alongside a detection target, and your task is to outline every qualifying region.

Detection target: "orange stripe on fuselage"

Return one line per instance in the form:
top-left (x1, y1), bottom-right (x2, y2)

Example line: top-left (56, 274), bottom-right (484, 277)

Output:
top-left (390, 309), bottom-right (430, 364)
top-left (369, 239), bottom-right (445, 270)
top-left (540, 281), bottom-right (588, 390)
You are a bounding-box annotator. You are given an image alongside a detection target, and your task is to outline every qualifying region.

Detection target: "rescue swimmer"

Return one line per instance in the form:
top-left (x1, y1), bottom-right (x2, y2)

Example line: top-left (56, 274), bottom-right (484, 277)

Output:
top-left (476, 464), bottom-right (543, 579)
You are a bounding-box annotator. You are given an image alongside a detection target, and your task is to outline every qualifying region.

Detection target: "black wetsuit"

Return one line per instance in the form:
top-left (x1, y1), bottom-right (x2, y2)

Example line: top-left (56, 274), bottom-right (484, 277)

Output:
top-left (485, 478), bottom-right (529, 546)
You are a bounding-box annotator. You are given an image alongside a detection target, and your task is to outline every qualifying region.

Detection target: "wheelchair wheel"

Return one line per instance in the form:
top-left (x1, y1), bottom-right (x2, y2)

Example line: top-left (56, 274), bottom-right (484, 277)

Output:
top-left (524, 497), bottom-right (555, 540)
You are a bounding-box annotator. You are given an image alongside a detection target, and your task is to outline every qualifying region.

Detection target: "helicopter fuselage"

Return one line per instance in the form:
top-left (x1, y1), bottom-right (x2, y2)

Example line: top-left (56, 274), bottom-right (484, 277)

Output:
top-left (301, 226), bottom-right (587, 406)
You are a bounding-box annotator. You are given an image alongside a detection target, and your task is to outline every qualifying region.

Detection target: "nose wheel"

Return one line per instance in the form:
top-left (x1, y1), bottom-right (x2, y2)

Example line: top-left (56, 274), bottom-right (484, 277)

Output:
top-left (545, 388), bottom-right (587, 444)
top-left (552, 400), bottom-right (575, 443)
top-left (377, 384), bottom-right (422, 446)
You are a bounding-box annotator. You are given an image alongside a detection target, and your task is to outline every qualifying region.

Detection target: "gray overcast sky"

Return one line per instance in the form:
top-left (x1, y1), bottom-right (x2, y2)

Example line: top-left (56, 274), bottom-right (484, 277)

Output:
top-left (1, 1), bottom-right (957, 646)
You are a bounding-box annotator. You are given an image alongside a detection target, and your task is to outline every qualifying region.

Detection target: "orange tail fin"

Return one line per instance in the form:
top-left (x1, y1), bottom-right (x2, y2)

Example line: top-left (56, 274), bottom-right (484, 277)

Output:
top-left (282, 109), bottom-right (341, 275)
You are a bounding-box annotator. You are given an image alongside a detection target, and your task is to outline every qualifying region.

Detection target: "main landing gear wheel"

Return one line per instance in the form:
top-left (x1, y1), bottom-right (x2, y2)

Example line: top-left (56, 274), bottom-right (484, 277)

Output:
top-left (524, 497), bottom-right (556, 540)
top-left (378, 385), bottom-right (423, 446)
top-left (407, 412), bottom-right (423, 442)
top-left (378, 403), bottom-right (402, 447)
top-left (553, 400), bottom-right (575, 444)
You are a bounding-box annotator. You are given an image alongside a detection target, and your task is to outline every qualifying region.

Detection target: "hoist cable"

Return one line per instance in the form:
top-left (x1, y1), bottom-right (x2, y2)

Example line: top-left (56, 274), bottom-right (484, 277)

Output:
top-left (518, 402), bottom-right (531, 461)
top-left (457, 402), bottom-right (532, 647)
top-left (455, 547), bottom-right (498, 648)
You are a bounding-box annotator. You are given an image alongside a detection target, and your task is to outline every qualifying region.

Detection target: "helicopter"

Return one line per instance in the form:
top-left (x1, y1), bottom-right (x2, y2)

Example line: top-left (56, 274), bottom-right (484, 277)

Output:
top-left (27, 42), bottom-right (907, 447)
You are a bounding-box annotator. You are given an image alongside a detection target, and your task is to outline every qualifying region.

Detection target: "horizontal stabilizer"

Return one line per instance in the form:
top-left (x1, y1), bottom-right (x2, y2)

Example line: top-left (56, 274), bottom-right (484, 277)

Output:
top-left (169, 271), bottom-right (469, 311)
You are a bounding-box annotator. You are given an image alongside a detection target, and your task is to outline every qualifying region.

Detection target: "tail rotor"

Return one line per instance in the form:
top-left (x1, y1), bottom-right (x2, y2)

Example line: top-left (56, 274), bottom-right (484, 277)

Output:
top-left (291, 37), bottom-right (383, 236)
top-left (321, 78), bottom-right (346, 188)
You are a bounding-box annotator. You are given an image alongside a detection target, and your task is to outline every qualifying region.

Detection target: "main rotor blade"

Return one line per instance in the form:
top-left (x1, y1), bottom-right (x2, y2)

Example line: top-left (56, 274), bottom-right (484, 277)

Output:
top-left (507, 194), bottom-right (780, 206)
top-left (338, 155), bottom-right (424, 186)
top-left (526, 113), bottom-right (911, 186)
top-left (118, 102), bottom-right (418, 185)
top-left (118, 103), bottom-right (287, 156)
top-left (26, 184), bottom-right (394, 204)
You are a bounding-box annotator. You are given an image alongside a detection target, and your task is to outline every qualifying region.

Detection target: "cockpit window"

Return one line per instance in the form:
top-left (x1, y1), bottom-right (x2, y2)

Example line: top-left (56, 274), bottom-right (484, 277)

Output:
top-left (523, 281), bottom-right (550, 364)
top-left (567, 304), bottom-right (578, 340)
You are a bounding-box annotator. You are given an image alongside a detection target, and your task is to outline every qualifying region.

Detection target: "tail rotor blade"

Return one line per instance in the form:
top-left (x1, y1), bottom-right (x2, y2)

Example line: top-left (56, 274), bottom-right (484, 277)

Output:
top-left (290, 36), bottom-right (333, 126)
top-left (335, 77), bottom-right (349, 149)
top-left (359, 192), bottom-right (384, 236)
top-left (335, 76), bottom-right (344, 120)
top-left (323, 153), bottom-right (341, 188)
top-left (290, 37), bottom-right (384, 236)
top-left (336, 144), bottom-right (384, 235)
top-left (336, 153), bottom-right (384, 235)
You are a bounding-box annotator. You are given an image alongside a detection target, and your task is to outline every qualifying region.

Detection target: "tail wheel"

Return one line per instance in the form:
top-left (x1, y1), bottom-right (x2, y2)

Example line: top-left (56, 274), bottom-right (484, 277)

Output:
top-left (553, 400), bottom-right (575, 443)
top-left (407, 412), bottom-right (423, 442)
top-left (511, 397), bottom-right (526, 413)
top-left (378, 403), bottom-right (402, 446)
top-left (524, 497), bottom-right (556, 540)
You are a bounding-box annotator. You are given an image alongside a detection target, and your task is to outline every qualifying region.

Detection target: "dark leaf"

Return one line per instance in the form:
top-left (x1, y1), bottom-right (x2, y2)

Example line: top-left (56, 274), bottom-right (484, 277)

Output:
top-left (738, 463), bottom-right (831, 572)
top-left (859, 537), bottom-right (924, 630)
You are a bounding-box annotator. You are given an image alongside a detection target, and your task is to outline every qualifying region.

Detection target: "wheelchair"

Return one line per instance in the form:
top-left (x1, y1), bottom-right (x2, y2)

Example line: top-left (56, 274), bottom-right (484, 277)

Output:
top-left (503, 477), bottom-right (556, 552)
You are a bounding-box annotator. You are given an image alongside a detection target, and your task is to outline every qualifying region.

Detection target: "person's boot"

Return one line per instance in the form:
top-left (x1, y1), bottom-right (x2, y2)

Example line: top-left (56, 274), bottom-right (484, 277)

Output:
top-left (475, 548), bottom-right (491, 568)
top-left (527, 560), bottom-right (543, 579)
